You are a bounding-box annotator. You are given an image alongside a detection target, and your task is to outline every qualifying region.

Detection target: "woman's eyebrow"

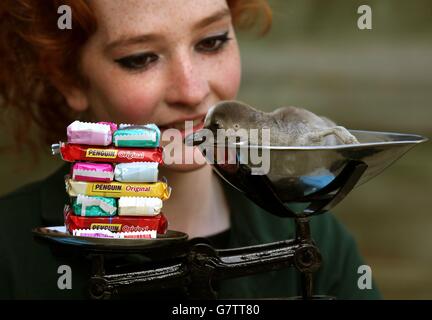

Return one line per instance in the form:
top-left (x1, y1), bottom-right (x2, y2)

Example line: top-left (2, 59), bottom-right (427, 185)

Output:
top-left (104, 8), bottom-right (231, 53)
top-left (105, 34), bottom-right (159, 54)
top-left (192, 8), bottom-right (231, 30)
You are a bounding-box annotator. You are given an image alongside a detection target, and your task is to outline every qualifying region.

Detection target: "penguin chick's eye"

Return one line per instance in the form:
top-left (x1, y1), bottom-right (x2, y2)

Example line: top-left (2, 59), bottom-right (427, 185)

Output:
top-left (215, 120), bottom-right (223, 129)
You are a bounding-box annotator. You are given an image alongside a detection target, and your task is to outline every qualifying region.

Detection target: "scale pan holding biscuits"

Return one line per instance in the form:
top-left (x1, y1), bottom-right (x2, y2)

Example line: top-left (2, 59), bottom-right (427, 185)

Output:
top-left (33, 226), bottom-right (188, 254)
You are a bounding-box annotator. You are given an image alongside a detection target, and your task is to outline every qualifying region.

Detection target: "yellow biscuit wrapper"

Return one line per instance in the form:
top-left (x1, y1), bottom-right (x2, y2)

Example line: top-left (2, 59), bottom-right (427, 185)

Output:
top-left (65, 175), bottom-right (171, 200)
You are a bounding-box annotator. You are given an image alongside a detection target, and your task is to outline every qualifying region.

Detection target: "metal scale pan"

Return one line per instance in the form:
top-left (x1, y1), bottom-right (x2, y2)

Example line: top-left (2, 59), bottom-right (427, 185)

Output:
top-left (186, 129), bottom-right (427, 217)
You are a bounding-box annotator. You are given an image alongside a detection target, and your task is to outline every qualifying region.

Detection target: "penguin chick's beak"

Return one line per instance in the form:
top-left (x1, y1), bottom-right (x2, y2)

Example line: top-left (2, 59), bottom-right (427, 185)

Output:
top-left (184, 129), bottom-right (208, 146)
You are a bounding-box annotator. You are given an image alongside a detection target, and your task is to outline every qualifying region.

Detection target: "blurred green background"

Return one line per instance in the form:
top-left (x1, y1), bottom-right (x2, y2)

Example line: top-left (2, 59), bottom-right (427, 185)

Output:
top-left (0, 0), bottom-right (431, 299)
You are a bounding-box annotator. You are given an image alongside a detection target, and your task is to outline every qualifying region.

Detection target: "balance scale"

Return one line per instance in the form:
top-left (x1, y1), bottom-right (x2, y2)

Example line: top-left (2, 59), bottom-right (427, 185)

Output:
top-left (33, 129), bottom-right (427, 299)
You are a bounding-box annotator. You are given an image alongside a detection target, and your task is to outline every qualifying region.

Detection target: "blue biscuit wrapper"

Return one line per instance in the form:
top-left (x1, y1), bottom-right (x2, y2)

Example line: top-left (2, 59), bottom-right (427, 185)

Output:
top-left (113, 124), bottom-right (160, 148)
top-left (72, 195), bottom-right (117, 217)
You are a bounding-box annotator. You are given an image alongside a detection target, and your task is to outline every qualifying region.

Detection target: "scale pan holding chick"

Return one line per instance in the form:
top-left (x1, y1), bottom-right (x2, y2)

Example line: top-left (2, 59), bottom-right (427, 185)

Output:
top-left (185, 101), bottom-right (427, 218)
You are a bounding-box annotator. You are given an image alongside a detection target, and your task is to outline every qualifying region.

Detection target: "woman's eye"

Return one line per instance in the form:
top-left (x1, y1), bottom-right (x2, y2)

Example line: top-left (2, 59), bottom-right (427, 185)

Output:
top-left (196, 32), bottom-right (231, 53)
top-left (114, 53), bottom-right (158, 70)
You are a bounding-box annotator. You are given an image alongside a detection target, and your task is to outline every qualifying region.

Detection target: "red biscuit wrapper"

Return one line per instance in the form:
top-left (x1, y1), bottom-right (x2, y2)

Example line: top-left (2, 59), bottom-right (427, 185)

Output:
top-left (64, 205), bottom-right (168, 234)
top-left (52, 142), bottom-right (164, 164)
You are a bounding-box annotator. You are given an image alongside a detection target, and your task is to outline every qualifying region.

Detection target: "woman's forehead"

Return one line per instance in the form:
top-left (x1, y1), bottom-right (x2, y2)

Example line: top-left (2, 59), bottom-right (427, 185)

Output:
top-left (89, 0), bottom-right (230, 42)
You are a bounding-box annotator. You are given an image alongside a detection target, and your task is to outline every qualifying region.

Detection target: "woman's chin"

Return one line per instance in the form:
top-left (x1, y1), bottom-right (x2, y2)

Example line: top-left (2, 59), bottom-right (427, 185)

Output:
top-left (160, 147), bottom-right (209, 173)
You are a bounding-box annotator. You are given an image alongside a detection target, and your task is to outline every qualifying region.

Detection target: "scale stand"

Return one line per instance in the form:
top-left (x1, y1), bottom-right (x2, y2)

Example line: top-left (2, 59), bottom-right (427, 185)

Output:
top-left (43, 160), bottom-right (364, 300)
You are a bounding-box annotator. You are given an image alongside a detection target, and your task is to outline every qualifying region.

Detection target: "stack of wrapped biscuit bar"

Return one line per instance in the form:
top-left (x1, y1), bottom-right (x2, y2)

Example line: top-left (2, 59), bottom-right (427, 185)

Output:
top-left (52, 121), bottom-right (170, 239)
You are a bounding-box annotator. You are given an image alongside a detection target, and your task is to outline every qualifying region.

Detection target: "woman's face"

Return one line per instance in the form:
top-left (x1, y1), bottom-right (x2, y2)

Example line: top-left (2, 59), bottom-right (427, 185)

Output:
top-left (67, 0), bottom-right (242, 171)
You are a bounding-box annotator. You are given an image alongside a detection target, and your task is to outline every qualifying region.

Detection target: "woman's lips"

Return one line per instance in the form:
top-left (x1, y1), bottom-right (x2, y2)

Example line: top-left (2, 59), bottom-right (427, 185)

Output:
top-left (160, 117), bottom-right (203, 131)
top-left (159, 117), bottom-right (205, 139)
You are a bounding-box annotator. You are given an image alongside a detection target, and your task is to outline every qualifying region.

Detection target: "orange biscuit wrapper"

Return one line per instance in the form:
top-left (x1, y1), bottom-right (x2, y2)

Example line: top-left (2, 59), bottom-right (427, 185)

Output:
top-left (65, 175), bottom-right (171, 200)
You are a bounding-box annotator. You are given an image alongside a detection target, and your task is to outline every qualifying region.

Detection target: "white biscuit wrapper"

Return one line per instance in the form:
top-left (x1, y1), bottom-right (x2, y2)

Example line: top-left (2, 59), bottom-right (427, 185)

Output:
top-left (114, 162), bottom-right (158, 182)
top-left (118, 197), bottom-right (162, 216)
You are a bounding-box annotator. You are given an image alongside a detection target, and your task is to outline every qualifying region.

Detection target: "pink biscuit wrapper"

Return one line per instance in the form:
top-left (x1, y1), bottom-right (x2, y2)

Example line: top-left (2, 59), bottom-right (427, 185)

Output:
top-left (72, 162), bottom-right (114, 182)
top-left (67, 121), bottom-right (116, 146)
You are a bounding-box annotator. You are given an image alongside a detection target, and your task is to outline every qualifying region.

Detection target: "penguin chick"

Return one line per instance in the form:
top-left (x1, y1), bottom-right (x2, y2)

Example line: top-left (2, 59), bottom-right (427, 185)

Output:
top-left (204, 100), bottom-right (359, 146)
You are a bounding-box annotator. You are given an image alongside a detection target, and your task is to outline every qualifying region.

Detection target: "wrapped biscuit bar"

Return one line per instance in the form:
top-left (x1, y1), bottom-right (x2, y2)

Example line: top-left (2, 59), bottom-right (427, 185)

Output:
top-left (120, 231), bottom-right (157, 239)
top-left (71, 162), bottom-right (114, 182)
top-left (118, 197), bottom-right (162, 216)
top-left (72, 229), bottom-right (115, 238)
top-left (72, 195), bottom-right (117, 217)
top-left (64, 205), bottom-right (167, 234)
top-left (65, 175), bottom-right (171, 200)
top-left (114, 162), bottom-right (159, 182)
top-left (73, 229), bottom-right (157, 239)
top-left (67, 121), bottom-right (117, 146)
top-left (52, 142), bottom-right (164, 164)
top-left (114, 124), bottom-right (160, 148)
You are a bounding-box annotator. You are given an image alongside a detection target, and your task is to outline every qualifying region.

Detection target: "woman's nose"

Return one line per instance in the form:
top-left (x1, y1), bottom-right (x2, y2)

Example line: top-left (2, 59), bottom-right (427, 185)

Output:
top-left (165, 54), bottom-right (210, 109)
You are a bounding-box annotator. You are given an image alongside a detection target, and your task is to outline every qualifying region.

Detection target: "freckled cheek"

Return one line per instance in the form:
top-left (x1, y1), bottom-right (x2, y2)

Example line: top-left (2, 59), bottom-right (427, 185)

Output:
top-left (96, 77), bottom-right (164, 123)
top-left (213, 52), bottom-right (241, 100)
top-left (222, 64), bottom-right (241, 99)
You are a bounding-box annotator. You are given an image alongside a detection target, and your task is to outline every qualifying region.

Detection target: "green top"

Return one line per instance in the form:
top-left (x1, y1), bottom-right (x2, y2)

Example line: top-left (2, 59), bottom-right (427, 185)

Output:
top-left (0, 164), bottom-right (381, 299)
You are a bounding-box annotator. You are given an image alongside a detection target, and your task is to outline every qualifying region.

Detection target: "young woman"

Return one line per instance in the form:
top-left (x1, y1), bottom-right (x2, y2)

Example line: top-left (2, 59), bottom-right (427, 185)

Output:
top-left (0, 0), bottom-right (380, 299)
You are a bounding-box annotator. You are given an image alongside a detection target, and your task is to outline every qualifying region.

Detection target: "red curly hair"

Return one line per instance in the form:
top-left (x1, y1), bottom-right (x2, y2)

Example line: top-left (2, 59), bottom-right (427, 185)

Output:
top-left (0, 0), bottom-right (272, 150)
